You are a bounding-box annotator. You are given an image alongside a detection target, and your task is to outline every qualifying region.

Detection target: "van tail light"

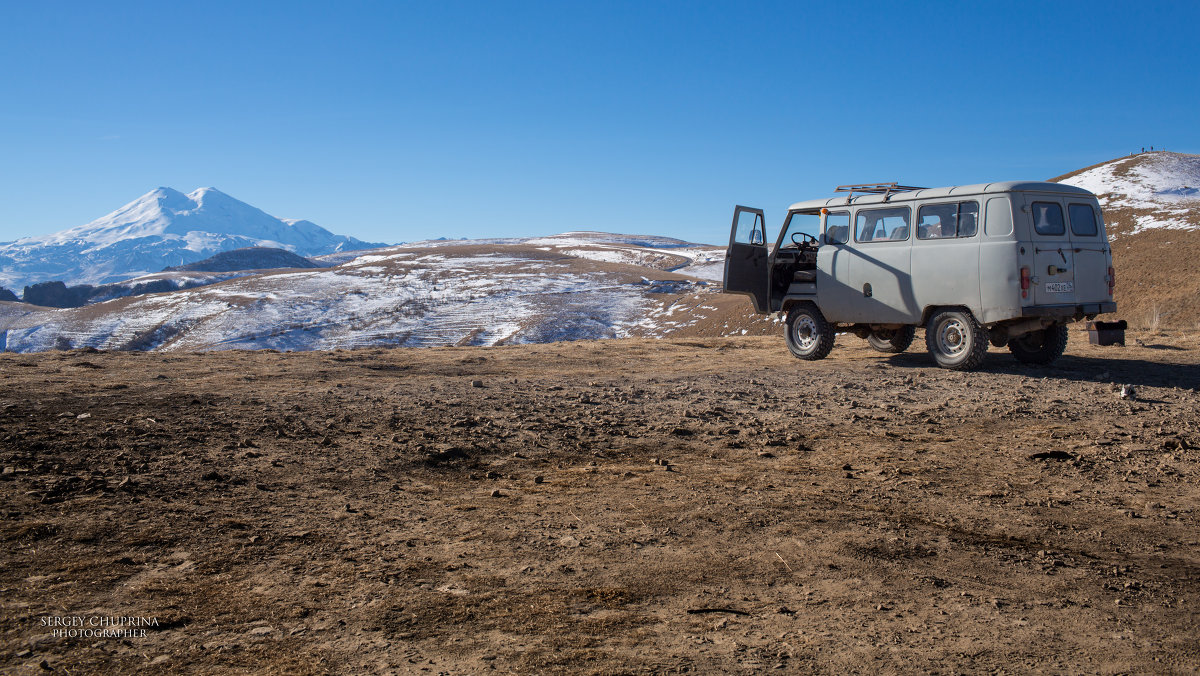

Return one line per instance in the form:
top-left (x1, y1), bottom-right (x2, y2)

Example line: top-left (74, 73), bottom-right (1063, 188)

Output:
top-left (1020, 266), bottom-right (1031, 299)
top-left (1107, 266), bottom-right (1115, 296)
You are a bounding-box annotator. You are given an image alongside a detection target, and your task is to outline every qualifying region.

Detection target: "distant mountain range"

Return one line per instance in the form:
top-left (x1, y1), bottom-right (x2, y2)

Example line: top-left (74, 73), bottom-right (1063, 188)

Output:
top-left (0, 187), bottom-right (384, 292)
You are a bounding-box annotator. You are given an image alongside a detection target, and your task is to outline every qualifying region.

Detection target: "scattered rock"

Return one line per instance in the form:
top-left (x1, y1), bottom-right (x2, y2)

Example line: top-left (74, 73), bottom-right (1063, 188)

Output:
top-left (1028, 450), bottom-right (1074, 461)
top-left (533, 476), bottom-right (544, 484)
top-left (247, 626), bottom-right (274, 635)
top-left (757, 451), bottom-right (775, 458)
top-left (490, 489), bottom-right (504, 498)
top-left (200, 470), bottom-right (224, 482)
top-left (471, 380), bottom-right (484, 388)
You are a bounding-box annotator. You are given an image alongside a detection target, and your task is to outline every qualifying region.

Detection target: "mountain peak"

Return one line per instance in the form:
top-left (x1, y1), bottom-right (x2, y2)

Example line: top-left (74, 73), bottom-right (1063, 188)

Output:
top-left (0, 187), bottom-right (386, 290)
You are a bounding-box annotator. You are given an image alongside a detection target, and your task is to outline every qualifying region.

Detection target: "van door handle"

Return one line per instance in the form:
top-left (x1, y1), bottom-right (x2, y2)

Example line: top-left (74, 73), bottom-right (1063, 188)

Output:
top-left (1047, 265), bottom-right (1068, 275)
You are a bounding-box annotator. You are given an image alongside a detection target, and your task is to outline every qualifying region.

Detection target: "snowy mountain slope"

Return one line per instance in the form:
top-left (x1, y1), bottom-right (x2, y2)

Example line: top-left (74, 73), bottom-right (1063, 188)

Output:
top-left (0, 188), bottom-right (384, 290)
top-left (394, 232), bottom-right (727, 281)
top-left (0, 237), bottom-right (769, 353)
top-left (1055, 151), bottom-right (1200, 235)
top-left (1053, 151), bottom-right (1200, 327)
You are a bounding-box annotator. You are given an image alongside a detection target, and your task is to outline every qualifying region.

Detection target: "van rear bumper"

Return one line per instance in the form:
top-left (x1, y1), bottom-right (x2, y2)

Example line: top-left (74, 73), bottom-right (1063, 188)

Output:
top-left (1021, 302), bottom-right (1117, 319)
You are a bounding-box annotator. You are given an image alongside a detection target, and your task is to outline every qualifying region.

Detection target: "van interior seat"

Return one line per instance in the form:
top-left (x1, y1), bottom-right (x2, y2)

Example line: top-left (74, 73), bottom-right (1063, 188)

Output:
top-left (793, 270), bottom-right (816, 283)
top-left (890, 226), bottom-right (908, 240)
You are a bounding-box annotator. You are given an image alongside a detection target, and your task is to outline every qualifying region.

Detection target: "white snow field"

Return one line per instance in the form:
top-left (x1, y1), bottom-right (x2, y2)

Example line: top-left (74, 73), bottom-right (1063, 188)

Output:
top-left (1058, 151), bottom-right (1200, 234)
top-left (0, 234), bottom-right (732, 353)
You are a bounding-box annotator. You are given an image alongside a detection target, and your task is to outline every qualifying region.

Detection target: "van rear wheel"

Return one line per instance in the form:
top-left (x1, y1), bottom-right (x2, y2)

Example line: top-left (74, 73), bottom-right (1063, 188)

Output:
top-left (1008, 324), bottom-right (1069, 365)
top-left (785, 304), bottom-right (834, 360)
top-left (925, 309), bottom-right (988, 370)
top-left (867, 326), bottom-right (915, 353)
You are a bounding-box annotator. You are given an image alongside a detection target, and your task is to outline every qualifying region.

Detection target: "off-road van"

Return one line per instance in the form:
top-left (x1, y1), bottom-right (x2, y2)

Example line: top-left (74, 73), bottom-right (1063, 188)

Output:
top-left (723, 182), bottom-right (1116, 370)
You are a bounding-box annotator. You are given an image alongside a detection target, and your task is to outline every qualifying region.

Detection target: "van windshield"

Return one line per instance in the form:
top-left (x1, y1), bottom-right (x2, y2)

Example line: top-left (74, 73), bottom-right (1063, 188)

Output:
top-left (780, 212), bottom-right (820, 247)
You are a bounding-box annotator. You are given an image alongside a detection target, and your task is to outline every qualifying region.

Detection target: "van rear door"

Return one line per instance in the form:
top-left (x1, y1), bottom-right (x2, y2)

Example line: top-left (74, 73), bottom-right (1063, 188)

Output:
top-left (1027, 198), bottom-right (1077, 307)
top-left (1065, 201), bottom-right (1112, 304)
top-left (723, 206), bottom-right (770, 313)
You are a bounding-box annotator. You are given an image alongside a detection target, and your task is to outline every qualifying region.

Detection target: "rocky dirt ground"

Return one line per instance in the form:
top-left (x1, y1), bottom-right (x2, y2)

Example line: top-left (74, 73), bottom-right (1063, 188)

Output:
top-left (2, 330), bottom-right (1199, 674)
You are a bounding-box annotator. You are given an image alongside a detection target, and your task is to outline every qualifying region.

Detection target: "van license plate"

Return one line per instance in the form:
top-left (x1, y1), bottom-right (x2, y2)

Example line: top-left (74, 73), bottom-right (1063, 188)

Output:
top-left (1045, 282), bottom-right (1074, 293)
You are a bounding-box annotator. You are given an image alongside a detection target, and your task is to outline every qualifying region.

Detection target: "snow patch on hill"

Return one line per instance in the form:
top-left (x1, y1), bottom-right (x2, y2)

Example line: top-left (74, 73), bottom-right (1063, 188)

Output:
top-left (0, 237), bottom-right (726, 353)
top-left (1059, 152), bottom-right (1200, 234)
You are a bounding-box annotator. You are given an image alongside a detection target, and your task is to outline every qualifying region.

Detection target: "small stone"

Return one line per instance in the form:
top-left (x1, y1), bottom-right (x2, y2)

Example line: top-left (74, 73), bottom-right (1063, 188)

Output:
top-left (757, 451), bottom-right (775, 458)
top-left (533, 476), bottom-right (544, 484)
top-left (76, 413), bottom-right (91, 420)
top-left (842, 463), bottom-right (853, 471)
top-left (490, 489), bottom-right (504, 498)
top-left (2, 466), bottom-right (14, 476)
top-left (471, 380), bottom-right (484, 388)
top-left (15, 649), bottom-right (31, 658)
top-left (486, 471), bottom-right (501, 480)
top-left (248, 626), bottom-right (274, 635)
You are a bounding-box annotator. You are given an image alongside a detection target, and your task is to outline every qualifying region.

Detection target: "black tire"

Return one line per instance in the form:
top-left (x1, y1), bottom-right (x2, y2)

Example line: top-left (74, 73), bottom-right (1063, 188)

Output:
top-left (866, 326), bottom-right (915, 353)
top-left (1008, 324), bottom-right (1069, 365)
top-left (785, 304), bottom-right (835, 360)
top-left (925, 309), bottom-right (989, 370)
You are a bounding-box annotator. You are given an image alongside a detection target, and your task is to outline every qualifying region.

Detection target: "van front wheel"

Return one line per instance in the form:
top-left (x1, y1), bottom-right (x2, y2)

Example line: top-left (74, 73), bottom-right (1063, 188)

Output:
top-left (867, 326), bottom-right (915, 353)
top-left (785, 304), bottom-right (834, 360)
top-left (925, 310), bottom-right (988, 370)
top-left (1008, 324), bottom-right (1069, 365)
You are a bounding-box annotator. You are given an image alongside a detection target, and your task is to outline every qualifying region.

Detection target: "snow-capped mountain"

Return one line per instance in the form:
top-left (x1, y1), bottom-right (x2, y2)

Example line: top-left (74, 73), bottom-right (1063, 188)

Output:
top-left (0, 187), bottom-right (384, 291)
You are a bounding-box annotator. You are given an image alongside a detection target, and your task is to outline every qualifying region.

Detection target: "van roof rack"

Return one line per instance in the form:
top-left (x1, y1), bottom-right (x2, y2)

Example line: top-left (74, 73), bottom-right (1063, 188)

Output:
top-left (835, 182), bottom-right (926, 202)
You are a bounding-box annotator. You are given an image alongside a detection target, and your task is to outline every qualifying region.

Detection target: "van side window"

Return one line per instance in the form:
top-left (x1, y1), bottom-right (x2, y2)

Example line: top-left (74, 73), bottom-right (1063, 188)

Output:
top-left (854, 207), bottom-right (910, 242)
top-left (917, 201), bottom-right (979, 239)
top-left (1068, 203), bottom-right (1098, 236)
top-left (825, 211), bottom-right (850, 244)
top-left (1032, 202), bottom-right (1065, 236)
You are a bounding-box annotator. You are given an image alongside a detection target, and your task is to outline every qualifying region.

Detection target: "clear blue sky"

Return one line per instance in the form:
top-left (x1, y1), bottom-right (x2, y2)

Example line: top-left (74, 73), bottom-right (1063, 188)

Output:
top-left (1, 1), bottom-right (1197, 246)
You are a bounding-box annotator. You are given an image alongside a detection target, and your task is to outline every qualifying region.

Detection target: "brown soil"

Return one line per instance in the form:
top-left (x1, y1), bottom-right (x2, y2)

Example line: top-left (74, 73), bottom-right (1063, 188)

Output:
top-left (2, 332), bottom-right (1199, 674)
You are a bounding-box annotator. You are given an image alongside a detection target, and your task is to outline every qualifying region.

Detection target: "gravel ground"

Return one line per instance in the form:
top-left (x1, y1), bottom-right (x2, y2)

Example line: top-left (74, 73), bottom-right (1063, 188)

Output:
top-left (2, 330), bottom-right (1198, 674)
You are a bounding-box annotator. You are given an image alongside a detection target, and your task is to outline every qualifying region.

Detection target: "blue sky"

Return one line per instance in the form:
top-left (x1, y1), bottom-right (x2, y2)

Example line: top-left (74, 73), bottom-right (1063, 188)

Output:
top-left (1, 1), bottom-right (1197, 246)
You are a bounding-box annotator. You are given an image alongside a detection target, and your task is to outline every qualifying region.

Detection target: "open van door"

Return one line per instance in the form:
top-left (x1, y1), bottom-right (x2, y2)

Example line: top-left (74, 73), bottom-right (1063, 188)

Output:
top-left (723, 206), bottom-right (770, 313)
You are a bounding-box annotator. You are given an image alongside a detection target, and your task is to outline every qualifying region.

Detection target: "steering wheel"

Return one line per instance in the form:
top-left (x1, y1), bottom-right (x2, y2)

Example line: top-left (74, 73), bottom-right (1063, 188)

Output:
top-left (791, 232), bottom-right (819, 247)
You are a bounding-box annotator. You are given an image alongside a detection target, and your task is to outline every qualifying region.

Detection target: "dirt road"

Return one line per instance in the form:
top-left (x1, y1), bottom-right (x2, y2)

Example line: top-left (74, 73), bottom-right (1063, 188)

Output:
top-left (2, 331), bottom-right (1198, 673)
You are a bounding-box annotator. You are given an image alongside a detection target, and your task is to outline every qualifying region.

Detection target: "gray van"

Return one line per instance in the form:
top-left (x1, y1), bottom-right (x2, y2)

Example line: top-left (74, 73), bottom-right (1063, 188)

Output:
top-left (723, 182), bottom-right (1116, 370)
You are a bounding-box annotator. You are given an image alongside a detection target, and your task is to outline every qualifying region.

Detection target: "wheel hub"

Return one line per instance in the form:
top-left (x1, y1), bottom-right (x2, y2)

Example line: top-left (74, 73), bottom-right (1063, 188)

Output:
top-left (793, 317), bottom-right (817, 350)
top-left (938, 319), bottom-right (968, 356)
